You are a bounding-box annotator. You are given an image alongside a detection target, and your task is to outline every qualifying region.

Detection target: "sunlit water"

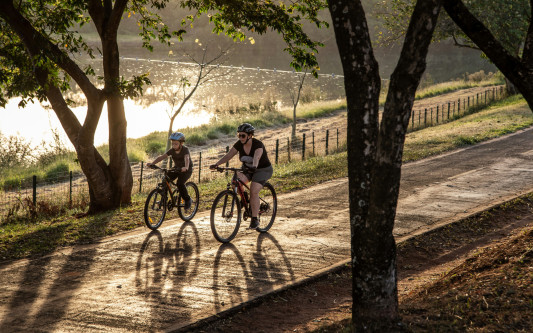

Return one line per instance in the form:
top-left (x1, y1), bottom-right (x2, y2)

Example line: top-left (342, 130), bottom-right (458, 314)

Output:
top-left (0, 57), bottom-right (345, 148)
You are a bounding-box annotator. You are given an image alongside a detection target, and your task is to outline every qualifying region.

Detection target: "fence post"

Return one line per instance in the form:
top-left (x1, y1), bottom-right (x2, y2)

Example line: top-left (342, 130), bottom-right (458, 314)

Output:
top-left (447, 102), bottom-right (450, 119)
top-left (275, 139), bottom-right (279, 164)
top-left (32, 175), bottom-right (37, 206)
top-left (325, 129), bottom-right (329, 155)
top-left (287, 137), bottom-right (291, 162)
top-left (411, 111), bottom-right (414, 128)
top-left (198, 152), bottom-right (202, 184)
top-left (458, 98), bottom-right (461, 112)
top-left (424, 109), bottom-right (427, 127)
top-left (430, 108), bottom-right (433, 125)
top-left (225, 146), bottom-right (229, 176)
top-left (468, 96), bottom-right (470, 108)
top-left (312, 132), bottom-right (315, 156)
top-left (69, 171), bottom-right (73, 207)
top-left (139, 161), bottom-right (144, 193)
top-left (336, 128), bottom-right (339, 149)
top-left (302, 133), bottom-right (306, 161)
top-left (418, 110), bottom-right (421, 126)
top-left (436, 105), bottom-right (439, 123)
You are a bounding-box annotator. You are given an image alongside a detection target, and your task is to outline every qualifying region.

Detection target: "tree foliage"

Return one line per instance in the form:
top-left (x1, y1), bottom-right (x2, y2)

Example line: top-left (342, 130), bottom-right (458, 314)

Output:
top-left (376, 0), bottom-right (530, 57)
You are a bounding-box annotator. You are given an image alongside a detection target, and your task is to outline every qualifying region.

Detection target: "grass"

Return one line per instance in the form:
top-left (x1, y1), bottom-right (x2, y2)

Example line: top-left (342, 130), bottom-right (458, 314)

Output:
top-left (0, 76), bottom-right (501, 190)
top-left (1, 89), bottom-right (531, 261)
top-left (403, 95), bottom-right (532, 161)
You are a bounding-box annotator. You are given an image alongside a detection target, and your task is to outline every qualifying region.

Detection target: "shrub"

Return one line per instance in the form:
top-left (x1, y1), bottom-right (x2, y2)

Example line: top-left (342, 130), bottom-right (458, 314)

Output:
top-left (128, 149), bottom-right (147, 163)
top-left (187, 133), bottom-right (206, 146)
top-left (44, 161), bottom-right (70, 183)
top-left (146, 141), bottom-right (165, 154)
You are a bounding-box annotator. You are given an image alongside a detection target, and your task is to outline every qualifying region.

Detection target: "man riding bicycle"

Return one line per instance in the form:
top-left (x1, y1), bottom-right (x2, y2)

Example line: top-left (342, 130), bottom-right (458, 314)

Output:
top-left (210, 123), bottom-right (273, 229)
top-left (147, 132), bottom-right (193, 210)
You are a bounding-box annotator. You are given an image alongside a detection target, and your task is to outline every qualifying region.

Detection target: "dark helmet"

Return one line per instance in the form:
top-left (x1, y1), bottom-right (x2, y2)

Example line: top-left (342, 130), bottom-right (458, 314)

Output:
top-left (169, 132), bottom-right (185, 141)
top-left (237, 123), bottom-right (255, 134)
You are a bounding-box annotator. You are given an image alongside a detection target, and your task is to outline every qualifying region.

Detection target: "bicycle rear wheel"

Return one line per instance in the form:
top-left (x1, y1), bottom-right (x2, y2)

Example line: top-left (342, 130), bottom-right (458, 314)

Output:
top-left (144, 189), bottom-right (167, 230)
top-left (256, 182), bottom-right (277, 232)
top-left (177, 182), bottom-right (200, 221)
top-left (210, 190), bottom-right (241, 243)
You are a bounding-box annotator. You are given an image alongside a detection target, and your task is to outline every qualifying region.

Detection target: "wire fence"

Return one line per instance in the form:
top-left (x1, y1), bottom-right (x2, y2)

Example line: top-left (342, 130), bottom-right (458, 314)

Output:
top-left (0, 126), bottom-right (347, 221)
top-left (409, 86), bottom-right (505, 130)
top-left (0, 85), bottom-right (507, 221)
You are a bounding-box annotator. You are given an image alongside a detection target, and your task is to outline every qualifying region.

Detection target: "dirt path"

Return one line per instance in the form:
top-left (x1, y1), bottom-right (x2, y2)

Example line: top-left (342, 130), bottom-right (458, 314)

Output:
top-left (1, 85), bottom-right (527, 333)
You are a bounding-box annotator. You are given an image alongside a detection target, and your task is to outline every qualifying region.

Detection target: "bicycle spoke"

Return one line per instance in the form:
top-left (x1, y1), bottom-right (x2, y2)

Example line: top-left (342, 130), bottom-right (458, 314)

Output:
top-left (256, 183), bottom-right (277, 232)
top-left (210, 191), bottom-right (241, 243)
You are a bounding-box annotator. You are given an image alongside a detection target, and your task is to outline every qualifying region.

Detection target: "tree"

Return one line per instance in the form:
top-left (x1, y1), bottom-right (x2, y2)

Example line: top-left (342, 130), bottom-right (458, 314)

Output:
top-left (442, 0), bottom-right (533, 111)
top-left (376, 0), bottom-right (530, 94)
top-left (285, 70), bottom-right (308, 138)
top-left (327, 0), bottom-right (442, 329)
top-left (164, 44), bottom-right (230, 166)
top-left (0, 0), bottom-right (326, 213)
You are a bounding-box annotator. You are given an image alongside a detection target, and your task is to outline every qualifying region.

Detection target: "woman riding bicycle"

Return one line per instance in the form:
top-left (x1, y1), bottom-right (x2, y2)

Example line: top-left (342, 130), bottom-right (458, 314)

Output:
top-left (147, 132), bottom-right (193, 209)
top-left (210, 123), bottom-right (273, 229)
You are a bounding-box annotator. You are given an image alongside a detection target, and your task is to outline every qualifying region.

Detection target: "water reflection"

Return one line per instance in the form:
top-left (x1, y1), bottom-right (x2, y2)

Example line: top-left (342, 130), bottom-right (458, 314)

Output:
top-left (0, 57), bottom-right (345, 147)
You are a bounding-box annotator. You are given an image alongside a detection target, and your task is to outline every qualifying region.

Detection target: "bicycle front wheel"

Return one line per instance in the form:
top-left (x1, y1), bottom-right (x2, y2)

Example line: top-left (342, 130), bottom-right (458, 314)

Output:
top-left (210, 190), bottom-right (241, 243)
top-left (178, 182), bottom-right (200, 221)
top-left (256, 182), bottom-right (277, 232)
top-left (144, 189), bottom-right (167, 230)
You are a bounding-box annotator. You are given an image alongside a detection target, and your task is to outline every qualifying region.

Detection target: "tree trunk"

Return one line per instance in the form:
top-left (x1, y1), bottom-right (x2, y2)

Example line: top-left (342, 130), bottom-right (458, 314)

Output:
top-left (328, 0), bottom-right (442, 329)
top-left (443, 0), bottom-right (533, 112)
top-left (0, 0), bottom-right (132, 213)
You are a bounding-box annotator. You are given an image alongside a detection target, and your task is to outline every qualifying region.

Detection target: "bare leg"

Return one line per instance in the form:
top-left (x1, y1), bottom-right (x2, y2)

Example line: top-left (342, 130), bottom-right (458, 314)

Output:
top-left (249, 181), bottom-right (263, 218)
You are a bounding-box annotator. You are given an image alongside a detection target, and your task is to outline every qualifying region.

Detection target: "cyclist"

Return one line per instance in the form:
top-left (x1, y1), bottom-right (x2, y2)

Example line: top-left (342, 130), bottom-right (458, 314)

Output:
top-left (210, 123), bottom-right (273, 229)
top-left (147, 132), bottom-right (193, 209)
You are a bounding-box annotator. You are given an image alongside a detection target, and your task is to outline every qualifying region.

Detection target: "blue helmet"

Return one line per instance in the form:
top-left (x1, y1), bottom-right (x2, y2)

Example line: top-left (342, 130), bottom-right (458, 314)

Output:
top-left (169, 132), bottom-right (185, 141)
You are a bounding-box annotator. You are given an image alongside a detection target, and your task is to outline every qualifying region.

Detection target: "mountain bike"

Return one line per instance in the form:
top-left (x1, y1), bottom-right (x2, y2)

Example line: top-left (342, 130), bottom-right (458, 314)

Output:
top-left (143, 164), bottom-right (199, 230)
top-left (210, 166), bottom-right (277, 243)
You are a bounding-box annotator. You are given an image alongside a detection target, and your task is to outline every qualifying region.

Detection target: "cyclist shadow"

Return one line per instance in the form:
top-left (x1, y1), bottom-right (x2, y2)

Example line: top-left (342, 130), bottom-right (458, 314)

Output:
top-left (212, 233), bottom-right (295, 312)
top-left (135, 221), bottom-right (201, 311)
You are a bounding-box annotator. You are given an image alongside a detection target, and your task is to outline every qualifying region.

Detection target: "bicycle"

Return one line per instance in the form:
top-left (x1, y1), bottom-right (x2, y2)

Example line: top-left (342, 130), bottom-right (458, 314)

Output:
top-left (210, 165), bottom-right (277, 243)
top-left (143, 164), bottom-right (200, 230)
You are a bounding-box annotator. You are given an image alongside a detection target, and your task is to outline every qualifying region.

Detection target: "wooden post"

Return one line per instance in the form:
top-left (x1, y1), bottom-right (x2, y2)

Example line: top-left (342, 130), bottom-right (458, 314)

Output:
top-left (198, 152), bottom-right (202, 183)
top-left (325, 129), bottom-right (329, 155)
top-left (32, 175), bottom-right (37, 206)
top-left (139, 161), bottom-right (144, 193)
top-left (275, 139), bottom-right (279, 164)
top-left (302, 133), bottom-right (306, 160)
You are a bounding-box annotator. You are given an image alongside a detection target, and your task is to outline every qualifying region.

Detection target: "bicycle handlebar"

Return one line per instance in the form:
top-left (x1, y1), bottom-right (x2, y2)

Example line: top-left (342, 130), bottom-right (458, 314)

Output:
top-left (211, 166), bottom-right (243, 173)
top-left (211, 165), bottom-right (257, 174)
top-left (147, 164), bottom-right (168, 172)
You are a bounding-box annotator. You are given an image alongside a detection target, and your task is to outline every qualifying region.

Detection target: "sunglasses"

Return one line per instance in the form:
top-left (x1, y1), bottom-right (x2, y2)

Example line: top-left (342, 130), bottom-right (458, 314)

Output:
top-left (238, 134), bottom-right (248, 139)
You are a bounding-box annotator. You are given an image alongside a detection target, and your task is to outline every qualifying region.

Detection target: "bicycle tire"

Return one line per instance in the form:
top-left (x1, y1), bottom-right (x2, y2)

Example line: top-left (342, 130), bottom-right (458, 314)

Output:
top-left (256, 182), bottom-right (277, 233)
top-left (144, 189), bottom-right (167, 230)
top-left (210, 190), bottom-right (241, 243)
top-left (177, 182), bottom-right (200, 221)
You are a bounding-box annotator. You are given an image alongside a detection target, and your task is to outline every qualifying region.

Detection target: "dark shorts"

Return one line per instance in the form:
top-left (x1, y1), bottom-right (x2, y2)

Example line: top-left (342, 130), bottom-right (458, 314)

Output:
top-left (243, 165), bottom-right (273, 186)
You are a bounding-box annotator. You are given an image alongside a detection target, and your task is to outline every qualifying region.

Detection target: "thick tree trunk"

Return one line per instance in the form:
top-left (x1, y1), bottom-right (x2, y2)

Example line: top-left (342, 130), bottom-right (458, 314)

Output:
top-left (328, 0), bottom-right (441, 329)
top-left (0, 0), bottom-right (133, 213)
top-left (443, 0), bottom-right (533, 111)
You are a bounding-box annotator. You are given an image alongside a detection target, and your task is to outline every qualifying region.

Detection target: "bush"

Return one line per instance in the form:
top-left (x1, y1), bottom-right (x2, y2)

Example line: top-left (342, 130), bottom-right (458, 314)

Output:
top-left (128, 149), bottom-right (147, 163)
top-left (44, 161), bottom-right (70, 183)
top-left (187, 133), bottom-right (206, 145)
top-left (146, 141), bottom-right (165, 155)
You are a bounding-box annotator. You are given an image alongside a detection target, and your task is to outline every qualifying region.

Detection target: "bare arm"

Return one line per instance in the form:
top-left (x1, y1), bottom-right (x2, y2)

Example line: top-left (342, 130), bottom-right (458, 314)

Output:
top-left (214, 147), bottom-right (238, 166)
top-left (252, 148), bottom-right (263, 168)
top-left (181, 154), bottom-right (190, 172)
top-left (147, 153), bottom-right (168, 166)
